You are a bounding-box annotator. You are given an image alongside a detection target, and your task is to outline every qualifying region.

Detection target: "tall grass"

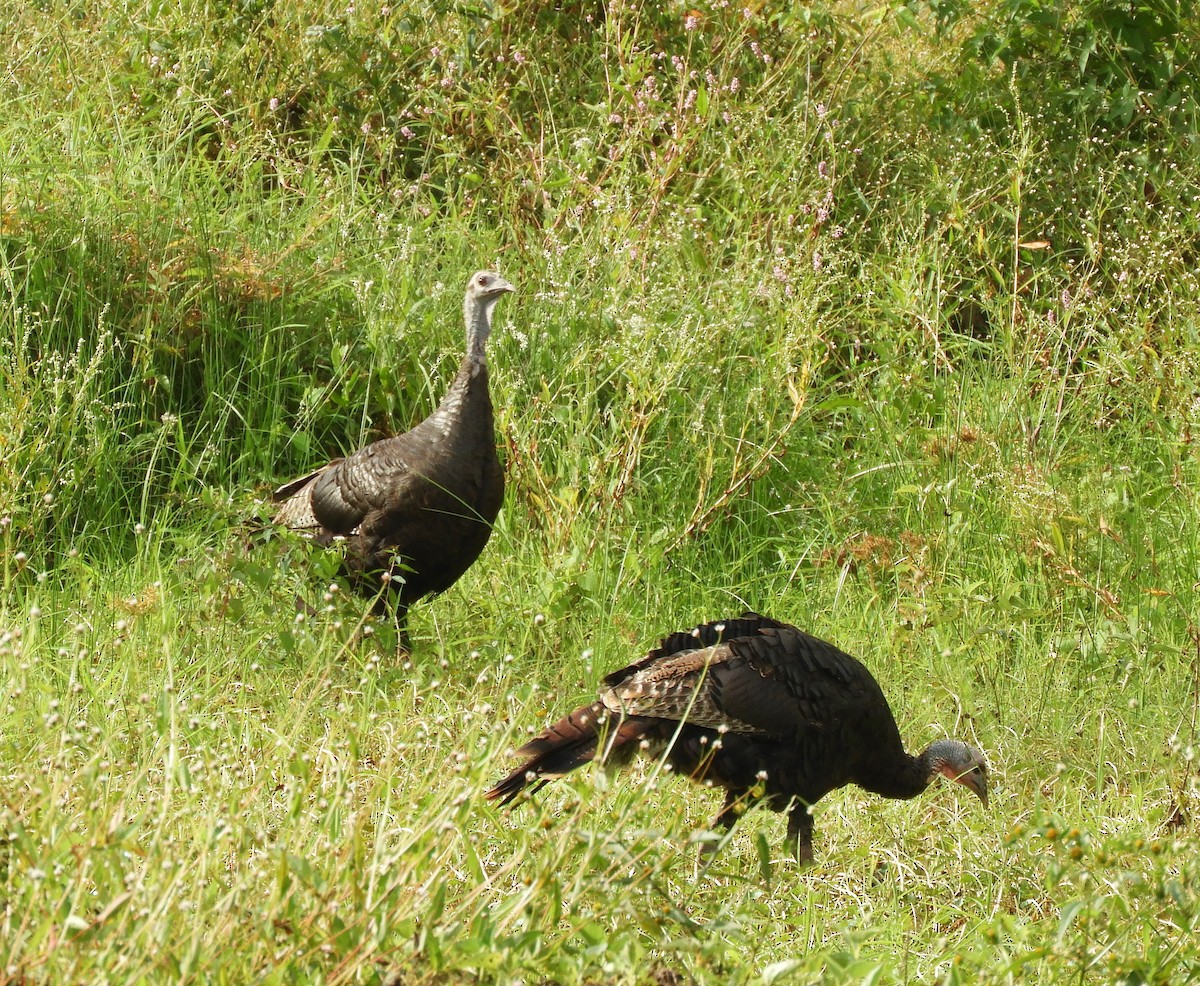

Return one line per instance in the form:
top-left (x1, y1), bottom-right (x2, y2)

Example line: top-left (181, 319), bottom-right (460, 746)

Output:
top-left (3, 0), bottom-right (1200, 982)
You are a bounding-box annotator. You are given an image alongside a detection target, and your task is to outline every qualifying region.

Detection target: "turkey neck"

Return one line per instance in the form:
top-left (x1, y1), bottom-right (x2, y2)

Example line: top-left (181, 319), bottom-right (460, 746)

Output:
top-left (464, 288), bottom-right (500, 376)
top-left (429, 291), bottom-right (498, 432)
top-left (857, 746), bottom-right (938, 801)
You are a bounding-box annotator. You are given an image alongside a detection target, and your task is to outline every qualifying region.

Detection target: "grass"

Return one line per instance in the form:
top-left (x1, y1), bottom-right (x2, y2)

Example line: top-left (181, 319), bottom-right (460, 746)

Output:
top-left (3, 0), bottom-right (1200, 982)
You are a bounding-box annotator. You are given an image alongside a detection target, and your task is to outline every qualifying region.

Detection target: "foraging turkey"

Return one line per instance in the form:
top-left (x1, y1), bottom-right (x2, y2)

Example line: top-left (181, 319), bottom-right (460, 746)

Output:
top-left (272, 270), bottom-right (514, 642)
top-left (488, 613), bottom-right (988, 862)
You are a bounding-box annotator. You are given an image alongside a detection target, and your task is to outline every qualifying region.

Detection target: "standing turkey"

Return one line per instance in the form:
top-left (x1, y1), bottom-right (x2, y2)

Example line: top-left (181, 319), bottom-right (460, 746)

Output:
top-left (272, 270), bottom-right (515, 643)
top-left (488, 613), bottom-right (988, 862)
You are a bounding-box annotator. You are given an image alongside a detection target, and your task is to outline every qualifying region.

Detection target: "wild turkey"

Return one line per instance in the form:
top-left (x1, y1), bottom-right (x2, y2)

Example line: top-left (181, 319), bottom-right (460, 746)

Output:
top-left (488, 613), bottom-right (988, 862)
top-left (272, 270), bottom-right (515, 642)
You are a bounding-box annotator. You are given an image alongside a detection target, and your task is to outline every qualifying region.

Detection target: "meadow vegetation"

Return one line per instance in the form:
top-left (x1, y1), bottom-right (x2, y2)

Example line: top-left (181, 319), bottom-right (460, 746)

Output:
top-left (2, 0), bottom-right (1199, 982)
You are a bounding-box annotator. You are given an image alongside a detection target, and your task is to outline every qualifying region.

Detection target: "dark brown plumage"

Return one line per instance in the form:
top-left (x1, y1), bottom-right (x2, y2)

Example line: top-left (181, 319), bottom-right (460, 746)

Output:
top-left (488, 613), bottom-right (988, 861)
top-left (272, 271), bottom-right (514, 641)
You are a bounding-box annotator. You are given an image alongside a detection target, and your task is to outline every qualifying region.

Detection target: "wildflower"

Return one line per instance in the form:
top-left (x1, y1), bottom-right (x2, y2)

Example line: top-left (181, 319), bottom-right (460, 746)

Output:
top-left (685, 12), bottom-right (699, 30)
top-left (269, 97), bottom-right (279, 111)
top-left (400, 125), bottom-right (415, 140)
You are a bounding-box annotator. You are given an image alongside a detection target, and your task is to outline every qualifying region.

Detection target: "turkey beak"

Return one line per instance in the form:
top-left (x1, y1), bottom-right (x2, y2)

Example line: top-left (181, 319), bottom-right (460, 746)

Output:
top-left (493, 278), bottom-right (515, 297)
top-left (959, 768), bottom-right (988, 808)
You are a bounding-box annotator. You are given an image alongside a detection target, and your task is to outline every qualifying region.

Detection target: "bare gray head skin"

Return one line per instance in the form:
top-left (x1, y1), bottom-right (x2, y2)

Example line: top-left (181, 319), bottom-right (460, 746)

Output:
top-left (463, 270), bottom-right (515, 363)
top-left (923, 738), bottom-right (989, 807)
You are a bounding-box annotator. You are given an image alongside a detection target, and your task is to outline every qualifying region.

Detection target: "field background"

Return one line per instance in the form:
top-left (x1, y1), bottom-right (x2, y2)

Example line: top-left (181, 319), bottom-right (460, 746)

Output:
top-left (2, 0), bottom-right (1199, 982)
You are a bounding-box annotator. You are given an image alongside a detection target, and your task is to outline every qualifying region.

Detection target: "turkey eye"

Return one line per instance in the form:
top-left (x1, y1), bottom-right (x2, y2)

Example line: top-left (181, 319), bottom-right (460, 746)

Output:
top-left (477, 275), bottom-right (489, 286)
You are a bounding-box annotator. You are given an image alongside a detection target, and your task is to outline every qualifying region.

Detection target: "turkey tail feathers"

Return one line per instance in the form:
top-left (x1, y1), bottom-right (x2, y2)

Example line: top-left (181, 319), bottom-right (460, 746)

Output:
top-left (271, 460), bottom-right (342, 504)
top-left (487, 701), bottom-right (652, 805)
